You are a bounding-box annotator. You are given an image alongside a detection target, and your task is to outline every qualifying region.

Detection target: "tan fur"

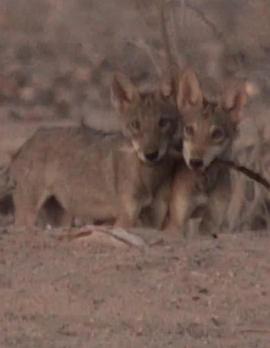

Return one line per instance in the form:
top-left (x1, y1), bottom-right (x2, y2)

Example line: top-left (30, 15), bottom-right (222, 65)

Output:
top-left (10, 73), bottom-right (182, 229)
top-left (166, 68), bottom-right (249, 235)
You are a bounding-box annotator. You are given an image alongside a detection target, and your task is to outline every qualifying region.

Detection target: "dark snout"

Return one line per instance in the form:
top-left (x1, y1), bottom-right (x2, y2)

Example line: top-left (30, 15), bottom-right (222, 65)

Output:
top-left (189, 158), bottom-right (204, 171)
top-left (145, 151), bottom-right (159, 163)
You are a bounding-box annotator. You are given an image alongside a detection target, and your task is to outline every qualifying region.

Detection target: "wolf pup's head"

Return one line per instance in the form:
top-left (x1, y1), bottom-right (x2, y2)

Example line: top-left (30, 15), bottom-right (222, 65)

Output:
top-left (111, 72), bottom-right (182, 164)
top-left (176, 68), bottom-right (249, 171)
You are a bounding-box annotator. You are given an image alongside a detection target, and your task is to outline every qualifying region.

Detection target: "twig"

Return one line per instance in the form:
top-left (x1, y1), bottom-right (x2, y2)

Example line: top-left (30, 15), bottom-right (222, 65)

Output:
top-left (229, 143), bottom-right (263, 231)
top-left (126, 38), bottom-right (162, 76)
top-left (134, 0), bottom-right (162, 76)
top-left (159, 0), bottom-right (176, 68)
top-left (216, 159), bottom-right (270, 191)
top-left (226, 172), bottom-right (247, 232)
top-left (185, 2), bottom-right (225, 43)
top-left (171, 0), bottom-right (184, 53)
top-left (57, 224), bottom-right (148, 250)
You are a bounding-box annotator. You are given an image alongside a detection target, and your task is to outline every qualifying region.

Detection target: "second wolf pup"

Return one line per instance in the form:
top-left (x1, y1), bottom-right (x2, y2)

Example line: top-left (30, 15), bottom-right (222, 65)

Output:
top-left (166, 68), bottom-right (250, 235)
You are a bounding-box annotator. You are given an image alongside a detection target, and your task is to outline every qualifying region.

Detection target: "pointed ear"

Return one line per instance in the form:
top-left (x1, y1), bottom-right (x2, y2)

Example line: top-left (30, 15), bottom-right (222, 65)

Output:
top-left (222, 82), bottom-right (249, 124)
top-left (176, 68), bottom-right (203, 112)
top-left (111, 73), bottom-right (139, 113)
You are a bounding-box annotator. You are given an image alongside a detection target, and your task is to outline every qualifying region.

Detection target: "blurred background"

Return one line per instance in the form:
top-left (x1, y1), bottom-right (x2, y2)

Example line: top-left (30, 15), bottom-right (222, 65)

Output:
top-left (0, 0), bottom-right (269, 231)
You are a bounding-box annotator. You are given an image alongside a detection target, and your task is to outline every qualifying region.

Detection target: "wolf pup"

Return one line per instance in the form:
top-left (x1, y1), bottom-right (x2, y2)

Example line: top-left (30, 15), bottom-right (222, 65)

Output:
top-left (10, 72), bottom-right (182, 229)
top-left (166, 68), bottom-right (249, 235)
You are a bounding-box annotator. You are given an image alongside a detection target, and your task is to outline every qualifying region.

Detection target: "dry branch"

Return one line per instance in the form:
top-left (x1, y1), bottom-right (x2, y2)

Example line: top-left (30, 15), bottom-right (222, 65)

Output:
top-left (134, 0), bottom-right (162, 76)
top-left (217, 159), bottom-right (270, 191)
top-left (185, 2), bottom-right (225, 43)
top-left (159, 0), bottom-right (176, 68)
top-left (126, 38), bottom-right (162, 76)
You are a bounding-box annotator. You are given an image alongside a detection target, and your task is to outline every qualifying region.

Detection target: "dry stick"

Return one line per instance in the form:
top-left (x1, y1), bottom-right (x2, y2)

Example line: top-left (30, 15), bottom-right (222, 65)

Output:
top-left (216, 159), bottom-right (270, 191)
top-left (217, 155), bottom-right (269, 232)
top-left (135, 0), bottom-right (178, 76)
top-left (236, 143), bottom-right (264, 230)
top-left (185, 2), bottom-right (225, 43)
top-left (159, 0), bottom-right (176, 68)
top-left (179, 0), bottom-right (187, 32)
top-left (227, 169), bottom-right (247, 231)
top-left (252, 125), bottom-right (270, 228)
top-left (171, 0), bottom-right (184, 55)
top-left (58, 224), bottom-right (147, 250)
top-left (227, 145), bottom-right (259, 231)
top-left (134, 0), bottom-right (162, 76)
top-left (126, 38), bottom-right (162, 76)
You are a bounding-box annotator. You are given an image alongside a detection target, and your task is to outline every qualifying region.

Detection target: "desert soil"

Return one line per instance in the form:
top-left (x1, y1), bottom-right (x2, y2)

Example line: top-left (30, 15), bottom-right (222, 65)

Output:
top-left (0, 226), bottom-right (270, 348)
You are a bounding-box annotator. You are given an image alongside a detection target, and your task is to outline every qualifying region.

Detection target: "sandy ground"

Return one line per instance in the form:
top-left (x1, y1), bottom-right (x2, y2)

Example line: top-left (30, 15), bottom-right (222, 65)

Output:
top-left (0, 226), bottom-right (270, 348)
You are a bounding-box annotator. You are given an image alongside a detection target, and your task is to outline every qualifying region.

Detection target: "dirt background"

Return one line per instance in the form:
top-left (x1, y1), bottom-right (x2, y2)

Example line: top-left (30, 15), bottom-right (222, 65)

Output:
top-left (0, 1), bottom-right (270, 347)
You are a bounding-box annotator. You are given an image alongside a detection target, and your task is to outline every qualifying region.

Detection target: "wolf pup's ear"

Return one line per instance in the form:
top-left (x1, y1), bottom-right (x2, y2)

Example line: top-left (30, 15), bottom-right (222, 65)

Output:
top-left (176, 68), bottom-right (203, 113)
top-left (111, 73), bottom-right (140, 113)
top-left (222, 82), bottom-right (249, 124)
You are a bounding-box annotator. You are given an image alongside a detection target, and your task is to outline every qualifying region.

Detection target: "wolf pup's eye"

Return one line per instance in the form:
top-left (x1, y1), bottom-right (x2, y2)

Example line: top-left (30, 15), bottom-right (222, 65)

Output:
top-left (130, 120), bottom-right (140, 131)
top-left (159, 118), bottom-right (170, 129)
top-left (211, 127), bottom-right (224, 142)
top-left (184, 125), bottom-right (195, 137)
